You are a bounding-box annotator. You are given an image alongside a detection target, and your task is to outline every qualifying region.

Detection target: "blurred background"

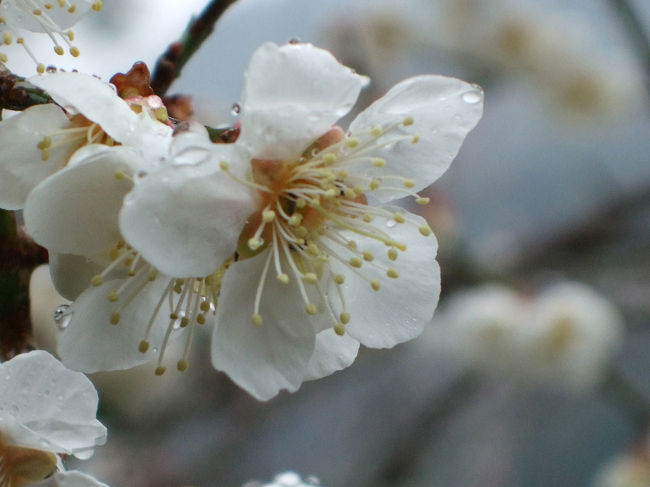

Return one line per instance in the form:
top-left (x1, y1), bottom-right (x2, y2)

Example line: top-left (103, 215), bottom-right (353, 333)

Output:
top-left (11, 0), bottom-right (650, 485)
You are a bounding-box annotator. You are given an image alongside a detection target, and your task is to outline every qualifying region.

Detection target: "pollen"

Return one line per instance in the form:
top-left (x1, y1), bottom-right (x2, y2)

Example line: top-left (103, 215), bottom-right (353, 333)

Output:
top-left (252, 313), bottom-right (263, 326)
top-left (349, 257), bottom-right (363, 268)
top-left (345, 136), bottom-right (360, 148)
top-left (277, 273), bottom-right (290, 284)
top-left (91, 275), bottom-right (104, 286)
top-left (388, 248), bottom-right (398, 261)
top-left (370, 125), bottom-right (383, 137)
top-left (305, 303), bottom-right (317, 315)
top-left (340, 312), bottom-right (351, 324)
top-left (334, 323), bottom-right (345, 336)
top-left (386, 268), bottom-right (400, 279)
top-left (372, 158), bottom-right (386, 167)
top-left (177, 359), bottom-right (188, 372)
top-left (362, 251), bottom-right (374, 262)
top-left (155, 366), bottom-right (166, 376)
top-left (54, 45), bottom-right (64, 55)
top-left (334, 274), bottom-right (345, 285)
top-left (138, 340), bottom-right (149, 353)
top-left (107, 291), bottom-right (119, 302)
top-left (403, 179), bottom-right (416, 188)
top-left (403, 116), bottom-right (414, 126)
top-left (418, 225), bottom-right (432, 236)
top-left (110, 312), bottom-right (120, 325)
top-left (416, 197), bottom-right (430, 205)
top-left (371, 279), bottom-right (381, 291)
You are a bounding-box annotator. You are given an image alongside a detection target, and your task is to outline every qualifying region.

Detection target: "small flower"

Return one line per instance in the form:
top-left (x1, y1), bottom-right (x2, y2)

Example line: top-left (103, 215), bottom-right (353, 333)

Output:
top-left (0, 350), bottom-right (106, 486)
top-left (0, 0), bottom-right (101, 71)
top-left (0, 71), bottom-right (172, 210)
top-left (118, 42), bottom-right (483, 399)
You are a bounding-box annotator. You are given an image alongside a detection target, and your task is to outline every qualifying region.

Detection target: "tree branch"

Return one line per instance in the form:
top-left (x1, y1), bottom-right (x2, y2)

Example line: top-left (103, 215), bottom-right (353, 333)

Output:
top-left (0, 64), bottom-right (52, 112)
top-left (150, 0), bottom-right (238, 97)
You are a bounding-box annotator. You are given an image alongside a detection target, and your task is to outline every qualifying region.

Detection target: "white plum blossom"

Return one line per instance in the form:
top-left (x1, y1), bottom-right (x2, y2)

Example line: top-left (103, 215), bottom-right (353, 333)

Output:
top-left (0, 71), bottom-right (172, 210)
top-left (0, 351), bottom-right (106, 486)
top-left (116, 42), bottom-right (483, 399)
top-left (433, 281), bottom-right (624, 390)
top-left (0, 0), bottom-right (101, 71)
top-left (243, 472), bottom-right (322, 487)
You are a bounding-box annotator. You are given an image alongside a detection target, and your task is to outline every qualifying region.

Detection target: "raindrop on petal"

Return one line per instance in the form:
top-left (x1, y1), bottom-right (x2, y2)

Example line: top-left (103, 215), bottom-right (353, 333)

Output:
top-left (461, 89), bottom-right (482, 104)
top-left (53, 304), bottom-right (72, 330)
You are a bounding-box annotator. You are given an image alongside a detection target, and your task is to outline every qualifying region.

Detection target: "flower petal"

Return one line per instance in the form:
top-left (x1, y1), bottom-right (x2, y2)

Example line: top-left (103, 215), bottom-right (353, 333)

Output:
top-left (58, 273), bottom-right (181, 373)
top-left (303, 328), bottom-right (360, 381)
top-left (120, 144), bottom-right (257, 278)
top-left (0, 350), bottom-right (106, 455)
top-left (347, 75), bottom-right (483, 202)
top-left (0, 104), bottom-right (77, 210)
top-left (28, 72), bottom-right (171, 148)
top-left (24, 145), bottom-right (143, 257)
top-left (211, 252), bottom-right (327, 400)
top-left (49, 253), bottom-right (104, 301)
top-left (327, 209), bottom-right (440, 348)
top-left (239, 42), bottom-right (365, 160)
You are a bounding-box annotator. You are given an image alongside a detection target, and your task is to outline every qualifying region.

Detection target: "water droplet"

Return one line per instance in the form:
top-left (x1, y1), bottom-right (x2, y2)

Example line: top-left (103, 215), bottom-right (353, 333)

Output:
top-left (231, 103), bottom-right (241, 116)
top-left (288, 37), bottom-right (301, 44)
top-left (461, 90), bottom-right (482, 104)
top-left (53, 304), bottom-right (72, 330)
top-left (386, 220), bottom-right (397, 228)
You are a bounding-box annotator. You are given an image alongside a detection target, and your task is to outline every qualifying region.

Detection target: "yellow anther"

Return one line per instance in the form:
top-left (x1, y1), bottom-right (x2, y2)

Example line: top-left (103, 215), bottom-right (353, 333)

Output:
top-left (370, 125), bottom-right (383, 137)
top-left (295, 226), bottom-right (308, 238)
top-left (174, 281), bottom-right (183, 293)
top-left (169, 312), bottom-right (179, 320)
top-left (394, 242), bottom-right (407, 251)
top-left (92, 0), bottom-right (103, 11)
top-left (57, 0), bottom-right (65, 7)
top-left (362, 251), bottom-right (374, 262)
top-left (180, 317), bottom-right (190, 328)
top-left (67, 4), bottom-right (77, 13)
top-left (91, 275), bottom-right (104, 286)
top-left (148, 270), bottom-right (158, 281)
top-left (411, 134), bottom-right (420, 144)
top-left (323, 152), bottom-right (337, 164)
top-left (345, 137), bottom-right (360, 148)
top-left (138, 340), bottom-right (149, 353)
top-left (45, 3), bottom-right (53, 9)
top-left (353, 185), bottom-right (364, 196)
top-left (262, 210), bottom-right (276, 223)
top-left (347, 240), bottom-right (357, 250)
top-left (307, 243), bottom-right (320, 256)
top-left (340, 312), bottom-right (351, 324)
top-left (343, 187), bottom-right (356, 198)
top-left (107, 291), bottom-right (119, 302)
top-left (200, 300), bottom-right (211, 312)
top-left (369, 179), bottom-right (381, 190)
top-left (177, 359), bottom-right (188, 372)
top-left (403, 116), bottom-right (414, 126)
top-left (334, 274), bottom-right (345, 285)
top-left (16, 38), bottom-right (24, 44)
top-left (37, 136), bottom-right (52, 150)
top-left (296, 198), bottom-right (306, 209)
top-left (370, 279), bottom-right (381, 291)
top-left (109, 312), bottom-right (120, 325)
top-left (252, 313), bottom-right (263, 326)
top-left (155, 366), bottom-right (166, 376)
top-left (40, 149), bottom-right (50, 161)
top-left (114, 170), bottom-right (128, 180)
top-left (33, 9), bottom-right (43, 15)
top-left (70, 46), bottom-right (80, 57)
top-left (109, 247), bottom-right (120, 260)
top-left (277, 273), bottom-right (289, 284)
top-left (54, 45), bottom-right (64, 55)
top-left (372, 158), bottom-right (386, 168)
top-left (248, 237), bottom-right (262, 250)
top-left (219, 160), bottom-right (229, 170)
top-left (288, 214), bottom-right (303, 226)
top-left (388, 248), bottom-right (398, 261)
top-left (305, 303), bottom-right (317, 315)
top-left (334, 323), bottom-right (345, 336)
top-left (387, 268), bottom-right (400, 279)
top-left (393, 213), bottom-right (405, 224)
top-left (197, 314), bottom-right (206, 325)
top-left (418, 225), bottom-right (432, 236)
top-left (349, 257), bottom-right (362, 268)
top-left (0, 54), bottom-right (8, 63)
top-left (403, 179), bottom-right (416, 188)
top-left (362, 214), bottom-right (372, 223)
top-left (303, 273), bottom-right (318, 284)
top-left (3, 32), bottom-right (12, 44)
top-left (416, 197), bottom-right (430, 205)
top-left (337, 169), bottom-right (349, 178)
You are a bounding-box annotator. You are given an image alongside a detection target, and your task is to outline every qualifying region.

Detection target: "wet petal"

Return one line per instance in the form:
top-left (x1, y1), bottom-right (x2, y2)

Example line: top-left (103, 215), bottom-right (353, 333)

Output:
top-left (303, 328), bottom-right (359, 381)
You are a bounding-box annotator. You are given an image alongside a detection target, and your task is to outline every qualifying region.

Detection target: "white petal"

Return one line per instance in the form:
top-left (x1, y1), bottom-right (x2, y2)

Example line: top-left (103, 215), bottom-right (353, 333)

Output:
top-left (211, 252), bottom-right (325, 400)
top-left (31, 470), bottom-right (110, 487)
top-left (58, 273), bottom-right (181, 373)
top-left (0, 1), bottom-right (92, 32)
top-left (28, 73), bottom-right (160, 146)
top-left (303, 328), bottom-right (360, 381)
top-left (239, 42), bottom-right (365, 160)
top-left (347, 75), bottom-right (483, 201)
top-left (0, 350), bottom-right (106, 455)
top-left (120, 145), bottom-right (257, 278)
top-left (49, 253), bottom-right (104, 301)
top-left (327, 209), bottom-right (440, 348)
top-left (24, 145), bottom-right (142, 257)
top-left (0, 104), bottom-right (77, 210)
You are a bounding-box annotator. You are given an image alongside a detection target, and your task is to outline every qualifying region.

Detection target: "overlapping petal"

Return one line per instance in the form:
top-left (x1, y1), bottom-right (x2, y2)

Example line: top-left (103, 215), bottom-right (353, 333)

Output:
top-left (0, 351), bottom-right (106, 457)
top-left (347, 75), bottom-right (483, 201)
top-left (239, 42), bottom-right (366, 160)
top-left (303, 329), bottom-right (360, 382)
top-left (0, 104), bottom-right (77, 210)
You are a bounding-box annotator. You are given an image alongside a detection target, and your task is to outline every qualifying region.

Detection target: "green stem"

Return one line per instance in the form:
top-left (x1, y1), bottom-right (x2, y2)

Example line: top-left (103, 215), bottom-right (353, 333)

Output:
top-left (150, 0), bottom-right (238, 96)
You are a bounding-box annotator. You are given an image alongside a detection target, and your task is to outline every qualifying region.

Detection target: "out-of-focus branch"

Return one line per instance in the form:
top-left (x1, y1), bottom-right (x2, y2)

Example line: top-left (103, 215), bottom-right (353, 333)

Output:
top-left (0, 64), bottom-right (52, 112)
top-left (607, 0), bottom-right (650, 93)
top-left (150, 0), bottom-right (238, 97)
top-left (0, 210), bottom-right (48, 360)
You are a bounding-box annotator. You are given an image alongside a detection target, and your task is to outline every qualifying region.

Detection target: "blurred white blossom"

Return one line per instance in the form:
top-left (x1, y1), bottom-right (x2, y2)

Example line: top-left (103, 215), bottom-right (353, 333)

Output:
top-left (243, 471), bottom-right (322, 487)
top-left (594, 441), bottom-right (650, 487)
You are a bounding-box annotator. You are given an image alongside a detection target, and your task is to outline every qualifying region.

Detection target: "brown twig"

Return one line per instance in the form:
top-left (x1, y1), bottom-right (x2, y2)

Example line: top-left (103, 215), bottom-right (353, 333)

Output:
top-left (0, 64), bottom-right (52, 112)
top-left (150, 0), bottom-right (238, 97)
